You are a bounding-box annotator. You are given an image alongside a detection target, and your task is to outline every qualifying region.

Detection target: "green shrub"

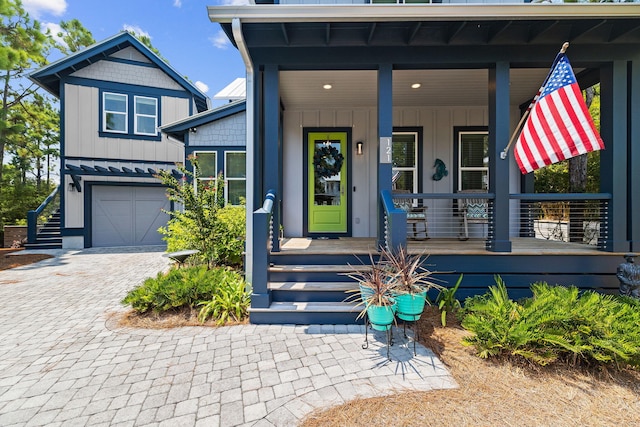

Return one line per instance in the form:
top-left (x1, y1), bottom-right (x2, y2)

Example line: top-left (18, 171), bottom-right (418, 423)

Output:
top-left (121, 266), bottom-right (218, 313)
top-left (212, 205), bottom-right (246, 268)
top-left (461, 276), bottom-right (640, 369)
top-left (121, 266), bottom-right (250, 325)
top-left (198, 274), bottom-right (251, 325)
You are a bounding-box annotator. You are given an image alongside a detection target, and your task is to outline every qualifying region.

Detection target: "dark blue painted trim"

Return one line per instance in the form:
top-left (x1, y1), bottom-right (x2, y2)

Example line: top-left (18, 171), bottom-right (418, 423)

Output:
top-left (65, 76), bottom-right (192, 99)
top-left (64, 156), bottom-right (176, 165)
top-left (264, 65), bottom-right (281, 251)
top-left (630, 57), bottom-right (640, 251)
top-left (62, 228), bottom-right (84, 237)
top-left (488, 62), bottom-right (512, 253)
top-left (98, 88), bottom-right (162, 141)
top-left (84, 181), bottom-right (169, 248)
top-left (302, 127), bottom-right (353, 238)
top-left (103, 57), bottom-right (158, 68)
top-left (163, 101), bottom-right (247, 141)
top-left (378, 64), bottom-right (393, 249)
top-left (59, 80), bottom-right (66, 238)
top-left (30, 32), bottom-right (208, 111)
top-left (600, 61), bottom-right (629, 252)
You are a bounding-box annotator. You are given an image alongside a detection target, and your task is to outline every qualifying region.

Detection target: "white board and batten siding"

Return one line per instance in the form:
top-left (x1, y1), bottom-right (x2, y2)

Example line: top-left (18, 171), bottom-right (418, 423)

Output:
top-left (283, 106), bottom-right (522, 239)
top-left (63, 84), bottom-right (188, 161)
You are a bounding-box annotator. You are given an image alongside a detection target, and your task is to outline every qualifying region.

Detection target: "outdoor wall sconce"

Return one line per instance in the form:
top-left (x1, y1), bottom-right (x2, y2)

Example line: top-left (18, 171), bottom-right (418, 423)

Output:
top-left (356, 141), bottom-right (364, 155)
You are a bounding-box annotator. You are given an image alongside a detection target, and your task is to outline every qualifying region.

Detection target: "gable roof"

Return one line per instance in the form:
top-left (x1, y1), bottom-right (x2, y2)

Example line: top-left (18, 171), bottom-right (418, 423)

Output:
top-left (30, 31), bottom-right (210, 112)
top-left (161, 99), bottom-right (246, 142)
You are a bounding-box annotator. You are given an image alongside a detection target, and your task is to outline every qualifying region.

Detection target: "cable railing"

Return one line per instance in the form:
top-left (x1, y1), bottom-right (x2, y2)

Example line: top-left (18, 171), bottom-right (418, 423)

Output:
top-left (384, 192), bottom-right (609, 252)
top-left (508, 193), bottom-right (610, 250)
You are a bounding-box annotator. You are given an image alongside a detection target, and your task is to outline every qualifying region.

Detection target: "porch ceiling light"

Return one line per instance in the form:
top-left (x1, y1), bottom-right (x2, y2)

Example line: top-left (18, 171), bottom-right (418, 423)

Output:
top-left (411, 83), bottom-right (421, 89)
top-left (323, 84), bottom-right (332, 90)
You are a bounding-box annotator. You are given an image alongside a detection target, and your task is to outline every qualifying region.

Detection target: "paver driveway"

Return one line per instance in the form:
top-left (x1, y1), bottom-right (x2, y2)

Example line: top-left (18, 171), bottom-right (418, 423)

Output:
top-left (0, 247), bottom-right (455, 426)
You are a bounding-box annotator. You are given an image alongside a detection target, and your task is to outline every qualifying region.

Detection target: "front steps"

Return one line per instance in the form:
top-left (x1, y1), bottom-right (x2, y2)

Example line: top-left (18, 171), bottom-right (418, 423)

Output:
top-left (249, 259), bottom-right (370, 324)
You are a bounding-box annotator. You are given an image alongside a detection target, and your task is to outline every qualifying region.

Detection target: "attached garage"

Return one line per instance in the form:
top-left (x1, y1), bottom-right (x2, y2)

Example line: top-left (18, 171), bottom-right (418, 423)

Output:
top-left (91, 186), bottom-right (170, 247)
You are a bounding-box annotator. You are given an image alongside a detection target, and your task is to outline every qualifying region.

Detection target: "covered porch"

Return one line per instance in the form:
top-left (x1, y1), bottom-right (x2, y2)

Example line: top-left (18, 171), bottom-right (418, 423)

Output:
top-left (208, 3), bottom-right (640, 323)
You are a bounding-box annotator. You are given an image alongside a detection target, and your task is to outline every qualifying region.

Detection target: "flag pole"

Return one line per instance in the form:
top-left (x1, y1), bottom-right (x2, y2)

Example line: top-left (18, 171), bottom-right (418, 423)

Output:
top-left (500, 42), bottom-right (569, 160)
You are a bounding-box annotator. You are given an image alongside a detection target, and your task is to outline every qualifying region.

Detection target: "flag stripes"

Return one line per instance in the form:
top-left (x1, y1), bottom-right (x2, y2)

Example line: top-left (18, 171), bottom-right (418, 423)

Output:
top-left (514, 54), bottom-right (604, 174)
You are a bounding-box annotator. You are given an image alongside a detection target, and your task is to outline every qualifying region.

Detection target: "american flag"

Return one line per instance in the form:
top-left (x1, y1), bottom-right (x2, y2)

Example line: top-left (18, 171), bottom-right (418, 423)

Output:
top-left (514, 54), bottom-right (604, 174)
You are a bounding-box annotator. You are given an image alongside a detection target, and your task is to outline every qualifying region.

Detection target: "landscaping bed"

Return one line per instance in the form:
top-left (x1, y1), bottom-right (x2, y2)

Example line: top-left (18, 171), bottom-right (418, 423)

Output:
top-left (0, 248), bottom-right (53, 271)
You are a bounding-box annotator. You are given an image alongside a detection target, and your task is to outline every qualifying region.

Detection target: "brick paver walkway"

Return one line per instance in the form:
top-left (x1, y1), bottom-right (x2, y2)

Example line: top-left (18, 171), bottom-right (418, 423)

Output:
top-left (0, 247), bottom-right (455, 426)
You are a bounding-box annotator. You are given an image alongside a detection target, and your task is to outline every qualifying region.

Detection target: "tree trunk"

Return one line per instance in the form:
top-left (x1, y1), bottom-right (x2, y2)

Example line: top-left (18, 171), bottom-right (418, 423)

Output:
top-left (568, 86), bottom-right (594, 242)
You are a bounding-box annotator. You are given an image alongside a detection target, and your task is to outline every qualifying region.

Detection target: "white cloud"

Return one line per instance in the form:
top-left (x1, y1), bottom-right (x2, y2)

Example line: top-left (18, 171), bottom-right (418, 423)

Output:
top-left (173, 0), bottom-right (182, 6)
top-left (222, 0), bottom-right (251, 5)
top-left (195, 81), bottom-right (209, 93)
top-left (123, 24), bottom-right (151, 39)
top-left (23, 0), bottom-right (67, 18)
top-left (43, 22), bottom-right (65, 46)
top-left (209, 30), bottom-right (230, 50)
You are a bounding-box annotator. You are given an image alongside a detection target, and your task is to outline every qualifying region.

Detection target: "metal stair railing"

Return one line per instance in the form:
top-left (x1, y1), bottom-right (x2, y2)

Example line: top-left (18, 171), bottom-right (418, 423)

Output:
top-left (27, 185), bottom-right (60, 244)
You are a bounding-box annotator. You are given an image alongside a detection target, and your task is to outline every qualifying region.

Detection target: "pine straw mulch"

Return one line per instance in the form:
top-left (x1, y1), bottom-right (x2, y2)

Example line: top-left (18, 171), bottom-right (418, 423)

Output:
top-left (302, 307), bottom-right (640, 427)
top-left (116, 307), bottom-right (249, 330)
top-left (0, 248), bottom-right (53, 271)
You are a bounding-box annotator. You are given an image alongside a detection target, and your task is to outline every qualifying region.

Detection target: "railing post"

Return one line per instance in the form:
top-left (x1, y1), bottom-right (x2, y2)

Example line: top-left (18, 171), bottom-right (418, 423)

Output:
top-left (250, 190), bottom-right (276, 309)
top-left (251, 208), bottom-right (271, 309)
top-left (27, 210), bottom-right (38, 244)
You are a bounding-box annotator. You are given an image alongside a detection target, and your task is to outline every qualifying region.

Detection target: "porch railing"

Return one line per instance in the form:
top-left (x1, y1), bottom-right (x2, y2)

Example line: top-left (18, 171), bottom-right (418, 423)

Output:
top-left (251, 189), bottom-right (276, 309)
top-left (27, 185), bottom-right (60, 244)
top-left (508, 193), bottom-right (611, 250)
top-left (384, 191), bottom-right (610, 251)
top-left (381, 189), bottom-right (407, 251)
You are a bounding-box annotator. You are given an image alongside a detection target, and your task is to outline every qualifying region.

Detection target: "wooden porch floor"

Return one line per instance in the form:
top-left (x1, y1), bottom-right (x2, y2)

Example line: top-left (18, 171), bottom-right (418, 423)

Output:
top-left (277, 237), bottom-right (619, 256)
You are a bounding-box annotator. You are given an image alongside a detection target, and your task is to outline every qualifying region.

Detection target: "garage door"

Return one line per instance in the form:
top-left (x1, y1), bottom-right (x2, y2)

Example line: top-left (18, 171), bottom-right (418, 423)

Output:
top-left (92, 186), bottom-right (170, 247)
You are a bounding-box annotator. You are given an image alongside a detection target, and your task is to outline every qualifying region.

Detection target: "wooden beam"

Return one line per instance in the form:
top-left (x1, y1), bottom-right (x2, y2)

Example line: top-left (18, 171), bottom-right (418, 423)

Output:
top-left (367, 23), bottom-right (377, 45)
top-left (280, 23), bottom-right (289, 45)
top-left (569, 19), bottom-right (607, 42)
top-left (407, 22), bottom-right (421, 45)
top-left (527, 20), bottom-right (558, 43)
top-left (486, 21), bottom-right (511, 44)
top-left (608, 21), bottom-right (640, 42)
top-left (325, 23), bottom-right (331, 45)
top-left (447, 22), bottom-right (466, 44)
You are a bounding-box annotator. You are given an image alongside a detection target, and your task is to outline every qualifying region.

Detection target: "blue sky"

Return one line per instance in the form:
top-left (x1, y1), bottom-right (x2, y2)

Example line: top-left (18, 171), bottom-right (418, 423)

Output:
top-left (24, 0), bottom-right (246, 106)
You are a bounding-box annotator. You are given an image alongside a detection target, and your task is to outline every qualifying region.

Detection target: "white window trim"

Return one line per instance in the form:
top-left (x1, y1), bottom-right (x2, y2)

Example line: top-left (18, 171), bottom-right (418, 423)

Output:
top-left (392, 131), bottom-right (418, 193)
top-left (134, 96), bottom-right (158, 136)
top-left (224, 150), bottom-right (246, 206)
top-left (103, 92), bottom-right (128, 134)
top-left (457, 130), bottom-right (489, 191)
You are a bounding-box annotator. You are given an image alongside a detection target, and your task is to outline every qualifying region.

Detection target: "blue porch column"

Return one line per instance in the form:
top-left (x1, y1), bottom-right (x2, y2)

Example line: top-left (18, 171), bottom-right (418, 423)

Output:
top-left (600, 61), bottom-right (629, 252)
top-left (630, 57), bottom-right (640, 252)
top-left (377, 64), bottom-right (393, 249)
top-left (263, 64), bottom-right (281, 252)
top-left (488, 62), bottom-right (512, 252)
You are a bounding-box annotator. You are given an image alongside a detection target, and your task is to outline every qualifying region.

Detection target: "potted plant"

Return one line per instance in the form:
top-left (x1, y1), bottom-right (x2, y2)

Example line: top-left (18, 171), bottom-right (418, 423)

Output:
top-left (382, 247), bottom-right (442, 322)
top-left (345, 255), bottom-right (397, 332)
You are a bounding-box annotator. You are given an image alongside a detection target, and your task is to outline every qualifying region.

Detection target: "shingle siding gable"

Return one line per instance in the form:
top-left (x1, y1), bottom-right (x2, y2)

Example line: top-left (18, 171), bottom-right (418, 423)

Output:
top-left (189, 112), bottom-right (246, 147)
top-left (70, 60), bottom-right (184, 91)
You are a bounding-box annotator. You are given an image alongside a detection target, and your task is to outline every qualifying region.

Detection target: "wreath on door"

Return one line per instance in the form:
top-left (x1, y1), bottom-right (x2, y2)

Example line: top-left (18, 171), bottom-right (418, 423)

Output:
top-left (313, 145), bottom-right (344, 178)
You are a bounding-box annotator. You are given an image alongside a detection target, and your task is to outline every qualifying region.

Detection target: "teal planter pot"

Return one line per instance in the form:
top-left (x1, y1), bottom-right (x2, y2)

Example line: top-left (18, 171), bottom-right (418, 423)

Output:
top-left (366, 304), bottom-right (396, 331)
top-left (395, 291), bottom-right (428, 321)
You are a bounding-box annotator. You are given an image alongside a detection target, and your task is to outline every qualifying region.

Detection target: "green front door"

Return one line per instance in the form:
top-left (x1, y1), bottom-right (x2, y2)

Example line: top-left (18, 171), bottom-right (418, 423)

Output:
top-left (308, 132), bottom-right (348, 234)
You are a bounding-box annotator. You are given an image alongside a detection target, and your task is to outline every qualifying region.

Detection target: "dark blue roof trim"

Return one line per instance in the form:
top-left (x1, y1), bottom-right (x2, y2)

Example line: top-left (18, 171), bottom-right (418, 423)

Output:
top-left (161, 100), bottom-right (246, 142)
top-left (30, 32), bottom-right (208, 112)
top-left (65, 163), bottom-right (182, 178)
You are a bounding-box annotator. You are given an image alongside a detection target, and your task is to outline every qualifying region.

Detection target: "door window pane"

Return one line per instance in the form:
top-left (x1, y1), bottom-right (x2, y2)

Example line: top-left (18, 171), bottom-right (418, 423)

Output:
top-left (313, 140), bottom-right (343, 206)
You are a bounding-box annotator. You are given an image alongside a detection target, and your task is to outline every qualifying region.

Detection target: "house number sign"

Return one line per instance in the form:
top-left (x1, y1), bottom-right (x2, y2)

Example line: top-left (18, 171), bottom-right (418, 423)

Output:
top-left (379, 137), bottom-right (392, 164)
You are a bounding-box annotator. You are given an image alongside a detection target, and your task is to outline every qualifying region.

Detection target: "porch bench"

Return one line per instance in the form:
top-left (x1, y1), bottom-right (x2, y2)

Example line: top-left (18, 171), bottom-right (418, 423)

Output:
top-left (392, 192), bottom-right (429, 240)
top-left (457, 190), bottom-right (488, 241)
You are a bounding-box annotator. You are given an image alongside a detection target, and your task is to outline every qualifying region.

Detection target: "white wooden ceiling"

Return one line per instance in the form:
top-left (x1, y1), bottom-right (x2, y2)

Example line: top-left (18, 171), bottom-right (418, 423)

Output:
top-left (279, 68), bottom-right (556, 110)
